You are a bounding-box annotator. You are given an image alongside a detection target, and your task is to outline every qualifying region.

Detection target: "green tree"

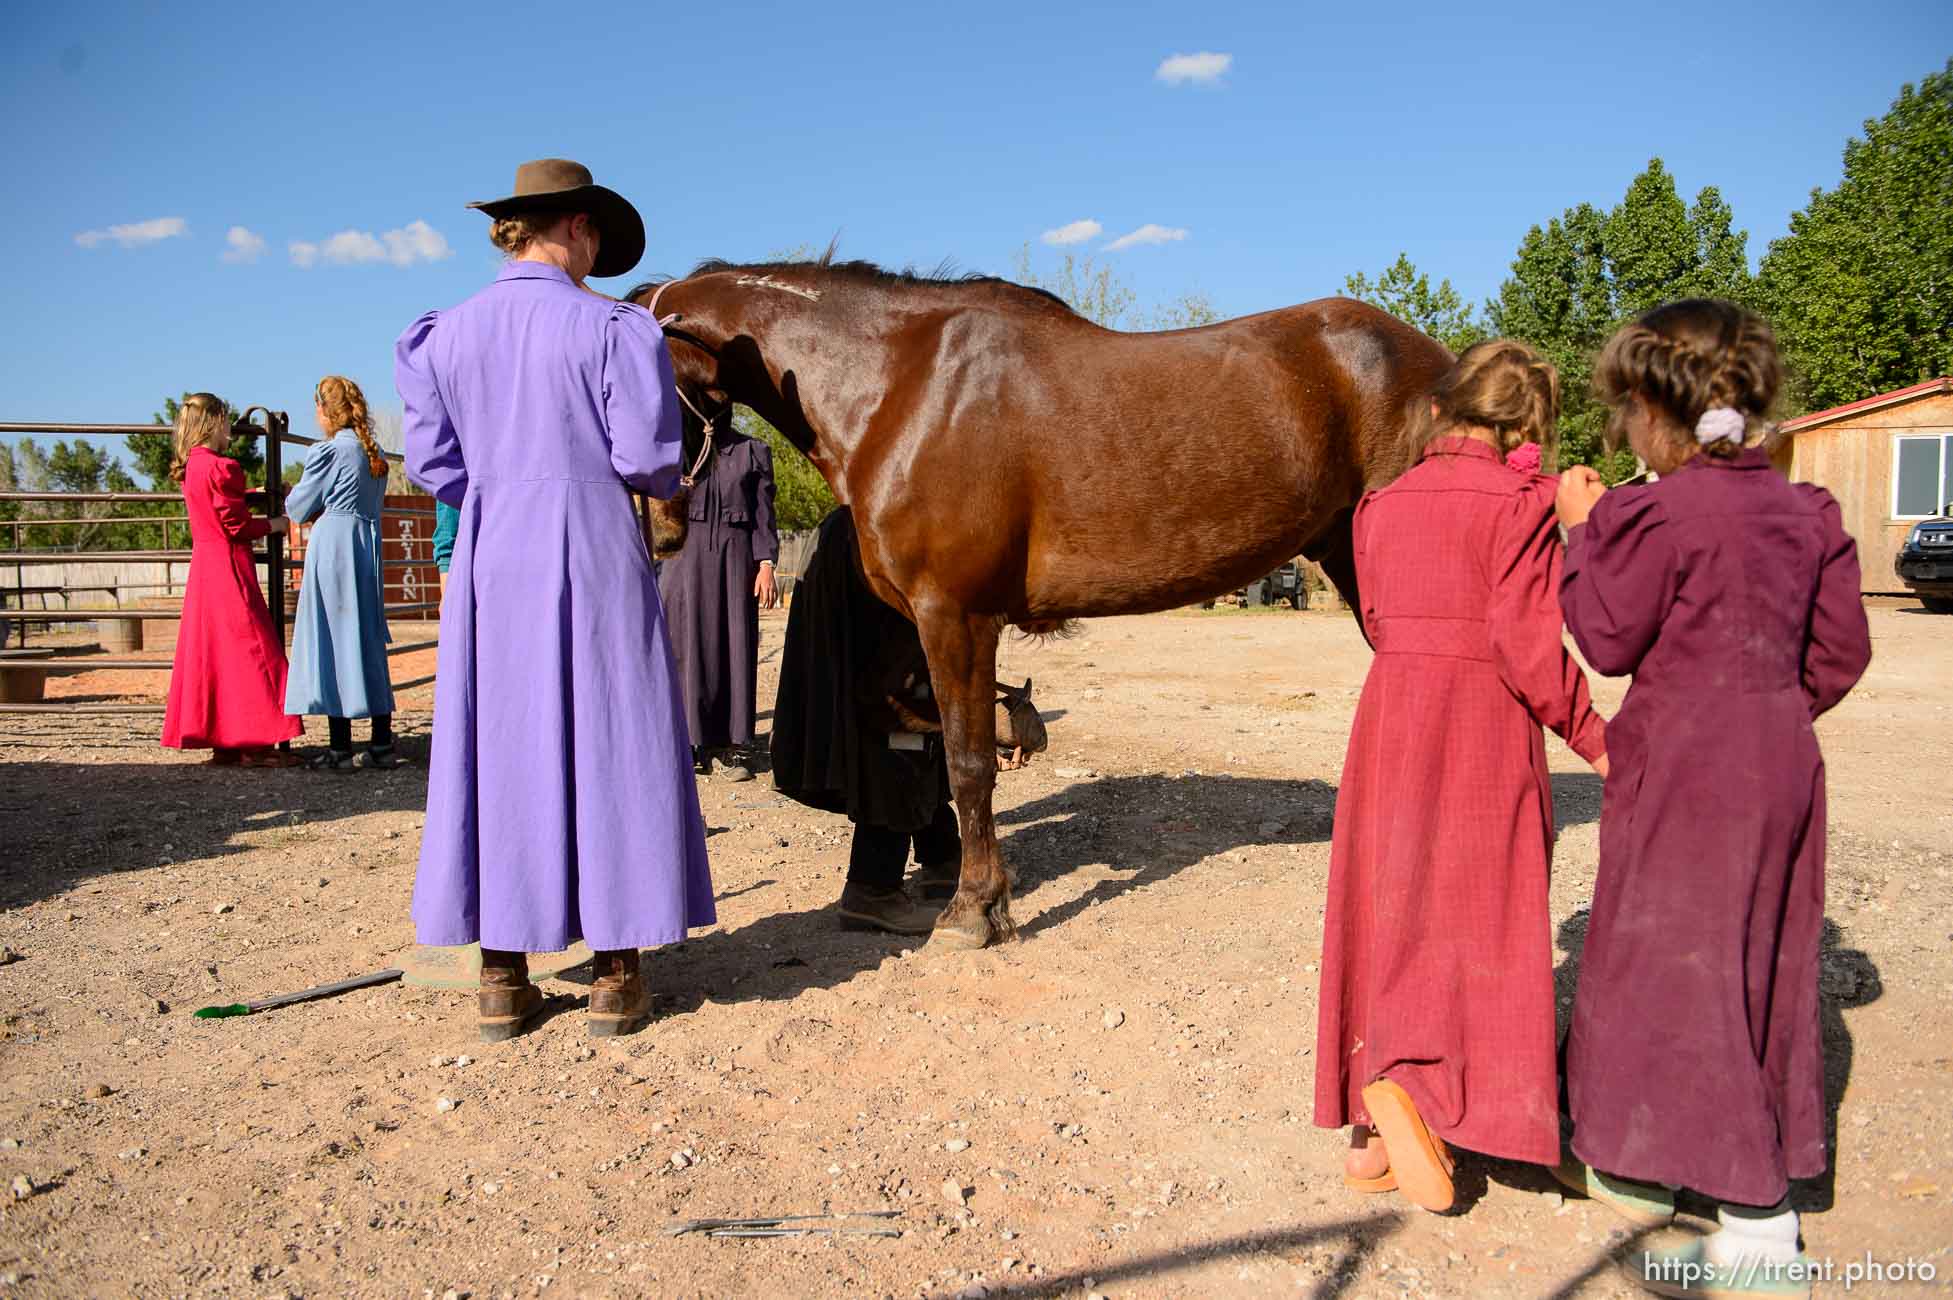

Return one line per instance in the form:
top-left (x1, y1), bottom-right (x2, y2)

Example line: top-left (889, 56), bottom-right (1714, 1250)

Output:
top-left (0, 442), bottom-right (19, 534)
top-left (131, 393), bottom-right (266, 489)
top-left (1010, 245), bottom-right (1137, 328)
top-left (1606, 160), bottom-right (1701, 318)
top-left (737, 409), bottom-right (837, 532)
top-left (1483, 160), bottom-right (1757, 479)
top-left (1486, 205), bottom-right (1626, 476)
top-left (1143, 290), bottom-right (1223, 332)
top-left (1685, 187), bottom-right (1754, 303)
top-left (1343, 253), bottom-right (1488, 353)
top-left (4, 438), bottom-right (170, 550)
top-left (1758, 59), bottom-right (1953, 411)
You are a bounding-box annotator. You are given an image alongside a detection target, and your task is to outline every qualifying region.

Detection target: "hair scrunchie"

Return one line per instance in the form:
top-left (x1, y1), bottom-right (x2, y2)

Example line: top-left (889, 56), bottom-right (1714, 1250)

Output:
top-left (1694, 406), bottom-right (1747, 446)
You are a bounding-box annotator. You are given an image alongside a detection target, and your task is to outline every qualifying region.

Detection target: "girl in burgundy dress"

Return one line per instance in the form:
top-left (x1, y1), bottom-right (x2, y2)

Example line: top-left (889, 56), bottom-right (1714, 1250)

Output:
top-left (1316, 341), bottom-right (1607, 1212)
top-left (161, 393), bottom-right (300, 765)
top-left (1555, 300), bottom-right (1871, 1297)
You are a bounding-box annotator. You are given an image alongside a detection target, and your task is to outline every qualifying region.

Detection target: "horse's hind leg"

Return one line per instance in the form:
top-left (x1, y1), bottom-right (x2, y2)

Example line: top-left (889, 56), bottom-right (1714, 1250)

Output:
top-left (913, 605), bottom-right (1011, 949)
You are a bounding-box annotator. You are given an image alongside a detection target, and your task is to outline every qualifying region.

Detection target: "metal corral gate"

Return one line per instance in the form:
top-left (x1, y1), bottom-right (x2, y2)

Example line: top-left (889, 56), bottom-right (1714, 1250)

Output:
top-left (0, 411), bottom-right (437, 719)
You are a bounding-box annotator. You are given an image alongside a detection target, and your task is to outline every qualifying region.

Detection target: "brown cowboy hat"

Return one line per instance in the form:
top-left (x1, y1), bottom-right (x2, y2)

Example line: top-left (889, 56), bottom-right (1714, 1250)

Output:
top-left (468, 158), bottom-right (645, 279)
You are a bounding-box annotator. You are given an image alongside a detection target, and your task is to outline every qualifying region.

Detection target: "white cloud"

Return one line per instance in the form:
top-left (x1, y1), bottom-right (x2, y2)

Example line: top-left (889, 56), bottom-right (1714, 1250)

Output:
top-left (1041, 219), bottom-right (1103, 247)
top-left (290, 219), bottom-right (453, 269)
top-left (1105, 223), bottom-right (1190, 252)
top-left (74, 217), bottom-right (187, 249)
top-left (1155, 52), bottom-right (1232, 86)
top-left (221, 226), bottom-right (266, 264)
top-left (382, 220), bottom-right (452, 266)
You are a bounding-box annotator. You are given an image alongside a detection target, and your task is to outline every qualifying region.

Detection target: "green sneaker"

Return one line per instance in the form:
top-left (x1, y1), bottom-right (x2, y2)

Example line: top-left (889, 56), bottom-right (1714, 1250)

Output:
top-left (1551, 1152), bottom-right (1675, 1227)
top-left (1629, 1239), bottom-right (1815, 1298)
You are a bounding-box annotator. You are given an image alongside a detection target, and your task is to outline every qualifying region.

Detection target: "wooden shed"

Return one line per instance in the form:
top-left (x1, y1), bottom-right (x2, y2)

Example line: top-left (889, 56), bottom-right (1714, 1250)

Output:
top-left (1776, 377), bottom-right (1953, 594)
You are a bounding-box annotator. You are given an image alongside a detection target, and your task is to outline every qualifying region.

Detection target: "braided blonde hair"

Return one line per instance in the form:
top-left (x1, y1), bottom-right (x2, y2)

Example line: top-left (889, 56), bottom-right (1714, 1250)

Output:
top-left (1595, 299), bottom-right (1781, 461)
top-left (168, 392), bottom-right (233, 484)
top-left (1424, 339), bottom-right (1561, 463)
top-left (314, 375), bottom-right (386, 478)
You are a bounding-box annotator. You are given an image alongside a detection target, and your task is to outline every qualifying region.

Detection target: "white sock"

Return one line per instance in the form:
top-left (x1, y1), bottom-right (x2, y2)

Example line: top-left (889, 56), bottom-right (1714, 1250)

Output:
top-left (1704, 1199), bottom-right (1799, 1267)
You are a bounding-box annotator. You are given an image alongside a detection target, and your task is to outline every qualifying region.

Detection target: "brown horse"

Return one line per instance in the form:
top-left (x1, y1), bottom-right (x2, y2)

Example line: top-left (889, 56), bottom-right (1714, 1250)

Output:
top-left (631, 258), bottom-right (1451, 948)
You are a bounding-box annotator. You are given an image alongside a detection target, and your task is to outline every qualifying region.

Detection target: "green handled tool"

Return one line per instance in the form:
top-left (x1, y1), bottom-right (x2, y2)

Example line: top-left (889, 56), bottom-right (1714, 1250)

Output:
top-left (194, 968), bottom-right (403, 1019)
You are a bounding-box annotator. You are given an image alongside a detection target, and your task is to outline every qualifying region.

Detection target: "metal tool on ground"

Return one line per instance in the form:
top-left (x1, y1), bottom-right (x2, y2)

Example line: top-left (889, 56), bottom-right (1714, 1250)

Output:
top-left (193, 968), bottom-right (403, 1019)
top-left (666, 1211), bottom-right (902, 1239)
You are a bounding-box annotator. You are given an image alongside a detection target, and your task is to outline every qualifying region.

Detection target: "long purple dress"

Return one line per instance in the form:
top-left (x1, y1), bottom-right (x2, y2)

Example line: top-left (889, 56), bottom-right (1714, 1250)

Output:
top-left (1560, 449), bottom-right (1871, 1206)
top-left (658, 433), bottom-right (778, 750)
top-left (396, 260), bottom-right (715, 952)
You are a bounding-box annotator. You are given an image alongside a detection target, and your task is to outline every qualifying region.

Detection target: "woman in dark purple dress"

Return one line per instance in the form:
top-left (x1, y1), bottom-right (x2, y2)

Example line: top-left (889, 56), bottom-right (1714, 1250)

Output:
top-left (654, 429), bottom-right (779, 779)
top-left (1554, 300), bottom-right (1871, 1298)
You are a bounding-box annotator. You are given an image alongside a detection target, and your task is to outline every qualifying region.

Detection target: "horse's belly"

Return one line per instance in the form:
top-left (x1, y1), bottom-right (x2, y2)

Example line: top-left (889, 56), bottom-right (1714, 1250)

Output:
top-left (1021, 512), bottom-right (1324, 620)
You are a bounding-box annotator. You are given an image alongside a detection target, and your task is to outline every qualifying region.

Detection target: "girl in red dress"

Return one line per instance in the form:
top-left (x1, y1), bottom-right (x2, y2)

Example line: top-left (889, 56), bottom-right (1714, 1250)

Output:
top-left (1315, 341), bottom-right (1608, 1213)
top-left (1555, 302), bottom-right (1870, 1297)
top-left (160, 393), bottom-right (302, 765)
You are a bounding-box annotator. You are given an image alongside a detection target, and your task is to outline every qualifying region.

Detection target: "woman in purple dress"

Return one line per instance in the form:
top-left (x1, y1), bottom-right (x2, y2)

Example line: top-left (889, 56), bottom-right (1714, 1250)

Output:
top-left (1553, 300), bottom-right (1871, 1297)
top-left (396, 159), bottom-right (714, 1042)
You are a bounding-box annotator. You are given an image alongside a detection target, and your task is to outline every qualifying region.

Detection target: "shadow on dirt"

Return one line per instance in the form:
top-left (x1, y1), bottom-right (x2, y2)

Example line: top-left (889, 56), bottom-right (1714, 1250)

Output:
top-left (972, 1210), bottom-right (1405, 1298)
top-left (648, 772), bottom-right (1345, 1014)
top-left (0, 741), bottom-right (434, 910)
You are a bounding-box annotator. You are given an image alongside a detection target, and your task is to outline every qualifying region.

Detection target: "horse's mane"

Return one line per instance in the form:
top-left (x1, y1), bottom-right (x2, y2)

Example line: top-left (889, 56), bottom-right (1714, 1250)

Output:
top-left (628, 248), bottom-right (1076, 317)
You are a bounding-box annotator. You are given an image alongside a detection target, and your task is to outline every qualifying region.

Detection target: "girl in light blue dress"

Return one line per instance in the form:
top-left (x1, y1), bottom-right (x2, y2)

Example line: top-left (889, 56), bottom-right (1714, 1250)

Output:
top-left (285, 375), bottom-right (398, 769)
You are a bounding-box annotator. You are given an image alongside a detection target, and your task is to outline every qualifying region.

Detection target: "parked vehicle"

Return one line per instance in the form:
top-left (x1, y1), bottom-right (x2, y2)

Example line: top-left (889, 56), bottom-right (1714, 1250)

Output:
top-left (1200, 560), bottom-right (1309, 610)
top-left (1896, 505), bottom-right (1953, 613)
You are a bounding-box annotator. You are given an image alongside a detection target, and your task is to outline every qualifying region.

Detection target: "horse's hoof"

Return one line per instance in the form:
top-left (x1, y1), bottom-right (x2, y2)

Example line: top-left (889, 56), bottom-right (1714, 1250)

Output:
top-left (926, 916), bottom-right (991, 951)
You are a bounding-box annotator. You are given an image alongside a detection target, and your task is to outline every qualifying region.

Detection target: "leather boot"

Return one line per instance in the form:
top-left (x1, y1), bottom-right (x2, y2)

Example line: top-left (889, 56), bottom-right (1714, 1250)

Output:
top-left (478, 948), bottom-right (543, 1043)
top-left (837, 884), bottom-right (944, 935)
top-left (912, 861), bottom-right (961, 903)
top-left (587, 948), bottom-right (648, 1037)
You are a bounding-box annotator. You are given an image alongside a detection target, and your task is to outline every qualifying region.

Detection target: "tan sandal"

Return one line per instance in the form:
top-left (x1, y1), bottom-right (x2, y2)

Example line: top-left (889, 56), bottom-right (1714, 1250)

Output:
top-left (1344, 1137), bottom-right (1453, 1194)
top-left (1361, 1079), bottom-right (1456, 1212)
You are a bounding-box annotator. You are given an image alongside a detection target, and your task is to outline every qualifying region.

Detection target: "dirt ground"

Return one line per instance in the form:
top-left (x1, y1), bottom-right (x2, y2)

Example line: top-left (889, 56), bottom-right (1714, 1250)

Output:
top-left (1, 601), bottom-right (1948, 1299)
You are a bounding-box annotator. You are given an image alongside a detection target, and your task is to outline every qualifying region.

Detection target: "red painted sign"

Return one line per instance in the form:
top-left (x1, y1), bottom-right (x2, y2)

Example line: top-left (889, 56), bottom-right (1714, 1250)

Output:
top-left (285, 494), bottom-right (441, 615)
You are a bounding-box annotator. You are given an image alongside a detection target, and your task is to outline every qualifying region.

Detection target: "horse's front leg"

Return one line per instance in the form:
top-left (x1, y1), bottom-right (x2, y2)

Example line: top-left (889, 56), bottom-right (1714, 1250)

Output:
top-left (914, 606), bottom-right (1009, 949)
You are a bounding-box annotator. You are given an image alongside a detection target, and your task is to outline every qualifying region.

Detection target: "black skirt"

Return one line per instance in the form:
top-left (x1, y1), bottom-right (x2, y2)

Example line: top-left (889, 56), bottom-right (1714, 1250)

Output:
top-left (770, 508), bottom-right (946, 834)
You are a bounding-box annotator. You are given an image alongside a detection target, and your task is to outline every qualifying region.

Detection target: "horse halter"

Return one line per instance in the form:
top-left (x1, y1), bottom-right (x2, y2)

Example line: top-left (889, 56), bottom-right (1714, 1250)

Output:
top-left (644, 279), bottom-right (729, 488)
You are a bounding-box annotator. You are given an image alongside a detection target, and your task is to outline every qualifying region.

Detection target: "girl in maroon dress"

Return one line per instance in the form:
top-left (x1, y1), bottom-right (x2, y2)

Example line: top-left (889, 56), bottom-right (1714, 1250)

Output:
top-left (160, 393), bottom-right (301, 765)
top-left (1555, 301), bottom-right (1870, 1297)
top-left (1316, 341), bottom-right (1607, 1213)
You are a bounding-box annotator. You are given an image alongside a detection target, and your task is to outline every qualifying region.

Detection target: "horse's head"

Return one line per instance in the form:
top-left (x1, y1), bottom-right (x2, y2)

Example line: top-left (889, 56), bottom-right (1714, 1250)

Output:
top-left (629, 276), bottom-right (736, 561)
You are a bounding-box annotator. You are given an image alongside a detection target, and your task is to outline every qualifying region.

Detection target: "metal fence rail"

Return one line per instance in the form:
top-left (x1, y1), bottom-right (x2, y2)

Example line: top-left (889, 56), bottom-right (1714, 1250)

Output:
top-left (1, 413), bottom-right (439, 720)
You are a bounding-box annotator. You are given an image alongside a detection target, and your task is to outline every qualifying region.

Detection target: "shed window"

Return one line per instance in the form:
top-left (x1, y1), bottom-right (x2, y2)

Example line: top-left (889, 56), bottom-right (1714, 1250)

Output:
top-left (1893, 434), bottom-right (1953, 518)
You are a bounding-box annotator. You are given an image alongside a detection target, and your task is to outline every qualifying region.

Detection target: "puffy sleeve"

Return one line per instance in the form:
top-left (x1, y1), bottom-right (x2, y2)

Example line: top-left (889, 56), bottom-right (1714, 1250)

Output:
top-left (1488, 482), bottom-right (1606, 761)
top-left (601, 301), bottom-right (684, 498)
top-left (1799, 486), bottom-right (1872, 718)
top-left (752, 439), bottom-right (779, 563)
top-left (396, 310), bottom-right (467, 507)
top-left (1560, 484), bottom-right (1677, 679)
top-left (283, 441), bottom-right (331, 525)
top-left (210, 454), bottom-right (270, 542)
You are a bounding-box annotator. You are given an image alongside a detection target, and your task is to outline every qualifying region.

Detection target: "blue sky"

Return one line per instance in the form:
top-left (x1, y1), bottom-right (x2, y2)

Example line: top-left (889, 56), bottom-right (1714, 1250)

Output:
top-left (3, 0), bottom-right (1946, 470)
